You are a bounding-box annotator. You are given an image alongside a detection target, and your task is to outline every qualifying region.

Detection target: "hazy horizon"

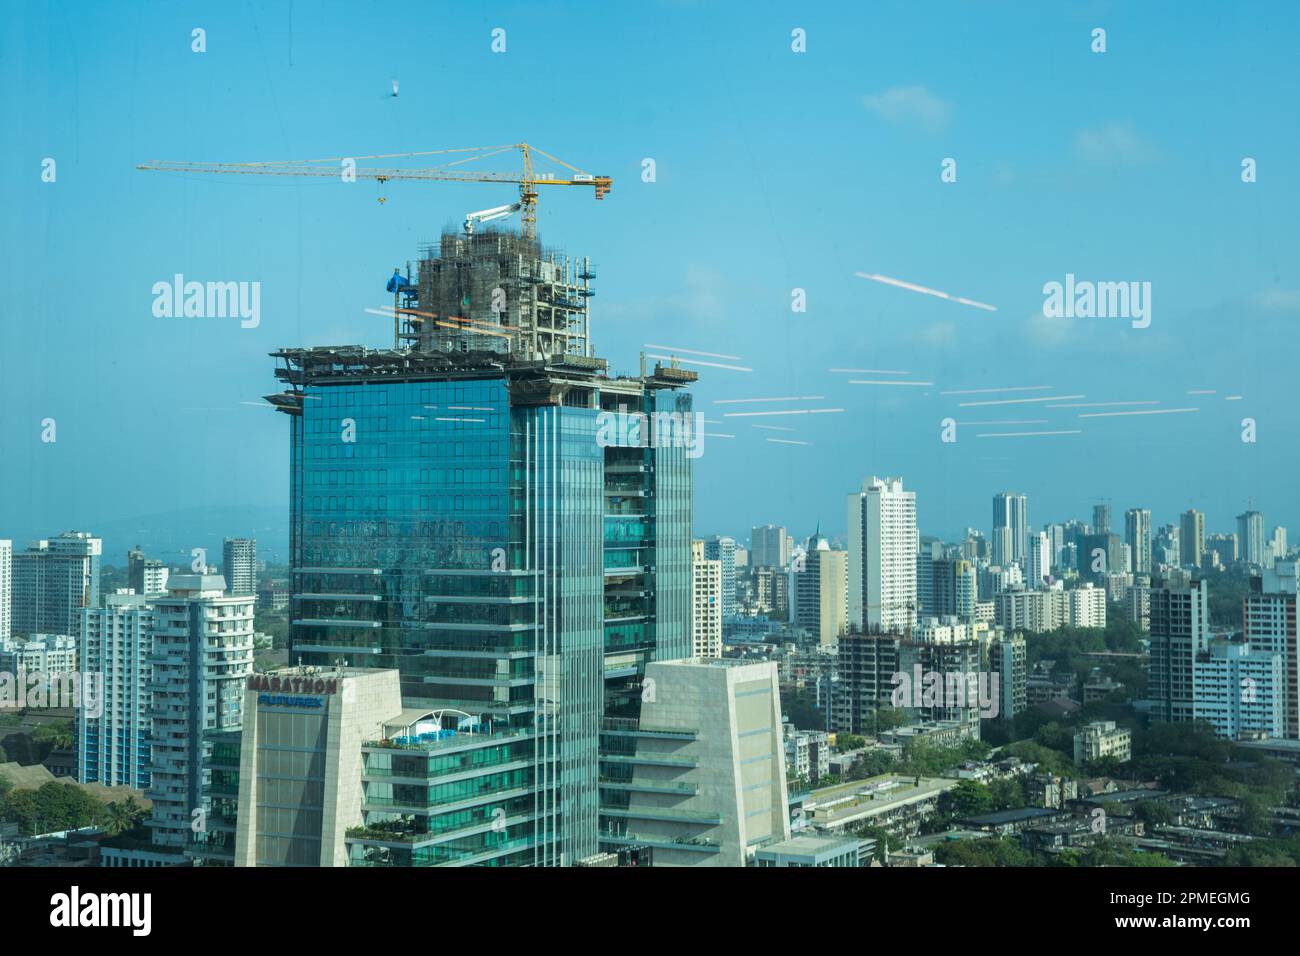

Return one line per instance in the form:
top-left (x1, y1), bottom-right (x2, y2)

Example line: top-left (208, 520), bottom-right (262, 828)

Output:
top-left (4, 1), bottom-right (1297, 553)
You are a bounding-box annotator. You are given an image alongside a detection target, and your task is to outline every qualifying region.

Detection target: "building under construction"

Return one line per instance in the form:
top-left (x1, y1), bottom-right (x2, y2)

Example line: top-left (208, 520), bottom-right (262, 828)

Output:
top-left (402, 229), bottom-right (595, 359)
top-left (265, 227), bottom-right (700, 867)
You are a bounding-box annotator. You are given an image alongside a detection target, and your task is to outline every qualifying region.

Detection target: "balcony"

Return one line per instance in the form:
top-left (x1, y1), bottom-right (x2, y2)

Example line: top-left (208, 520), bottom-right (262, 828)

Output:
top-left (600, 834), bottom-right (719, 854)
top-left (601, 717), bottom-right (697, 740)
top-left (600, 753), bottom-right (696, 769)
top-left (601, 807), bottom-right (722, 825)
top-left (598, 777), bottom-right (698, 796)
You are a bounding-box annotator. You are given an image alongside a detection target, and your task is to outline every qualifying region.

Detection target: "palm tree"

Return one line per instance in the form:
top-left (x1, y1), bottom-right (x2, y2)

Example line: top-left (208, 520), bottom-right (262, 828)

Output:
top-left (106, 797), bottom-right (146, 836)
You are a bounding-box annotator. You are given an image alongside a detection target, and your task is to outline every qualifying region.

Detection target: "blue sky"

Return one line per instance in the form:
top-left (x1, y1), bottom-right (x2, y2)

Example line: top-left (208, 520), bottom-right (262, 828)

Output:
top-left (2, 0), bottom-right (1299, 558)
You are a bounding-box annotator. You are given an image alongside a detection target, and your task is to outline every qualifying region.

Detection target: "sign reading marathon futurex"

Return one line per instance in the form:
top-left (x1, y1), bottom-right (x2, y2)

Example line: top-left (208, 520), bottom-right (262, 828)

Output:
top-left (247, 674), bottom-right (338, 710)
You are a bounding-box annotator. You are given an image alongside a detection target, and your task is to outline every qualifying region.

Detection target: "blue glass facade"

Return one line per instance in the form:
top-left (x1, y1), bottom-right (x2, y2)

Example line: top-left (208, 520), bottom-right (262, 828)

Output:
top-left (293, 377), bottom-right (514, 699)
top-left (277, 349), bottom-right (696, 865)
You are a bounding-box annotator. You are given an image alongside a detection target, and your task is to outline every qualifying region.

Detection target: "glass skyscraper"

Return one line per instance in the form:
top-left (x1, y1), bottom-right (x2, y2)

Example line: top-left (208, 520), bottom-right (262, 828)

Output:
top-left (268, 230), bottom-right (696, 866)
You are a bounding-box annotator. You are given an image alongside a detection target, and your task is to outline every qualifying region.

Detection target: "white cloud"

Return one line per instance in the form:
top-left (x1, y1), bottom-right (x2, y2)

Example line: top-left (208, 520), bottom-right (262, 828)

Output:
top-left (1253, 288), bottom-right (1300, 312)
top-left (862, 86), bottom-right (951, 133)
top-left (1023, 309), bottom-right (1076, 348)
top-left (916, 320), bottom-right (958, 349)
top-left (1073, 121), bottom-right (1158, 166)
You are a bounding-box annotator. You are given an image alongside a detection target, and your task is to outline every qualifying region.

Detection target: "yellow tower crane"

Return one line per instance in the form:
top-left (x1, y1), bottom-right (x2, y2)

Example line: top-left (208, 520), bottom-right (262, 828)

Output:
top-left (136, 143), bottom-right (612, 240)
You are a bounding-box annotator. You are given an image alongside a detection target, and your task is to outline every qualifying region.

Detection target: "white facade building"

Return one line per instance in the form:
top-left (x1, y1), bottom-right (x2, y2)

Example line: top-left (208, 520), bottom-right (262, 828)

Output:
top-left (146, 574), bottom-right (255, 849)
top-left (1027, 532), bottom-right (1051, 589)
top-left (691, 540), bottom-right (723, 659)
top-left (847, 476), bottom-right (917, 633)
top-left (79, 593), bottom-right (155, 789)
top-left (0, 539), bottom-right (10, 641)
top-left (995, 583), bottom-right (1106, 634)
top-left (1193, 641), bottom-right (1284, 740)
top-left (992, 492), bottom-right (1029, 569)
top-left (1126, 508), bottom-right (1152, 575)
top-left (0, 633), bottom-right (77, 676)
top-left (702, 536), bottom-right (737, 618)
top-left (1069, 583), bottom-right (1107, 628)
top-left (1073, 720), bottom-right (1131, 764)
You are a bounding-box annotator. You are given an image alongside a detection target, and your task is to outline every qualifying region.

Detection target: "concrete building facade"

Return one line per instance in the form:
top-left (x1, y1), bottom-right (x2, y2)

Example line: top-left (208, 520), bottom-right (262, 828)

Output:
top-left (222, 538), bottom-right (257, 596)
top-left (600, 658), bottom-right (790, 866)
top-left (234, 666), bottom-right (402, 866)
top-left (146, 574), bottom-right (255, 852)
top-left (12, 532), bottom-right (101, 639)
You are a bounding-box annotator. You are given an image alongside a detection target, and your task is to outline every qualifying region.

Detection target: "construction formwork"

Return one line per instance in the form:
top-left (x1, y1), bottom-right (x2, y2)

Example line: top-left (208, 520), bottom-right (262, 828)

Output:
top-left (410, 229), bottom-right (595, 360)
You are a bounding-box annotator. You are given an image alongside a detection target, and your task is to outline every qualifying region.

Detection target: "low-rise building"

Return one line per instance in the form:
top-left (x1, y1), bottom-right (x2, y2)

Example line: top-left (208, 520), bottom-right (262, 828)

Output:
top-left (1026, 773), bottom-right (1078, 809)
top-left (806, 775), bottom-right (957, 838)
top-left (753, 833), bottom-right (861, 867)
top-left (0, 634), bottom-right (77, 677)
top-left (1073, 721), bottom-right (1132, 764)
top-left (784, 724), bottom-right (831, 787)
top-left (957, 806), bottom-right (1067, 836)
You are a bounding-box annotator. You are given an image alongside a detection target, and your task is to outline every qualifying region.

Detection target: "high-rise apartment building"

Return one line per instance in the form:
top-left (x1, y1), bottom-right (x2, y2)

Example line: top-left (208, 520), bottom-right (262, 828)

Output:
top-left (1271, 527), bottom-right (1289, 565)
top-left (79, 593), bottom-right (154, 789)
top-left (1043, 524), bottom-right (1067, 571)
top-left (0, 539), bottom-right (10, 640)
top-left (1193, 641), bottom-right (1284, 739)
top-left (918, 556), bottom-right (976, 621)
top-left (222, 538), bottom-right (257, 596)
top-left (1180, 509), bottom-right (1205, 570)
top-left (751, 525), bottom-right (793, 569)
top-left (702, 536), bottom-right (738, 618)
top-left (836, 628), bottom-right (983, 733)
top-left (1027, 532), bottom-right (1051, 589)
top-left (1245, 561), bottom-right (1300, 738)
top-left (990, 527), bottom-right (1014, 569)
top-left (1207, 533), bottom-right (1238, 569)
top-left (1154, 524), bottom-right (1180, 568)
top-left (994, 583), bottom-right (1106, 633)
top-left (266, 228), bottom-right (698, 866)
top-left (897, 636), bottom-right (984, 730)
top-left (834, 630), bottom-right (901, 734)
top-left (1125, 508), bottom-right (1152, 575)
top-left (1148, 577), bottom-right (1210, 724)
top-left (12, 531), bottom-right (101, 638)
top-left (793, 530), bottom-right (847, 647)
top-left (146, 574), bottom-right (255, 853)
top-left (847, 476), bottom-right (918, 633)
top-left (1092, 503), bottom-right (1112, 536)
top-left (127, 546), bottom-right (170, 597)
top-left (992, 492), bottom-right (1028, 569)
top-left (691, 540), bottom-right (723, 659)
top-left (992, 634), bottom-right (1027, 722)
top-left (955, 559), bottom-right (977, 620)
top-left (751, 566), bottom-right (790, 621)
top-left (1237, 510), bottom-right (1267, 568)
top-left (1077, 532), bottom-right (1124, 582)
